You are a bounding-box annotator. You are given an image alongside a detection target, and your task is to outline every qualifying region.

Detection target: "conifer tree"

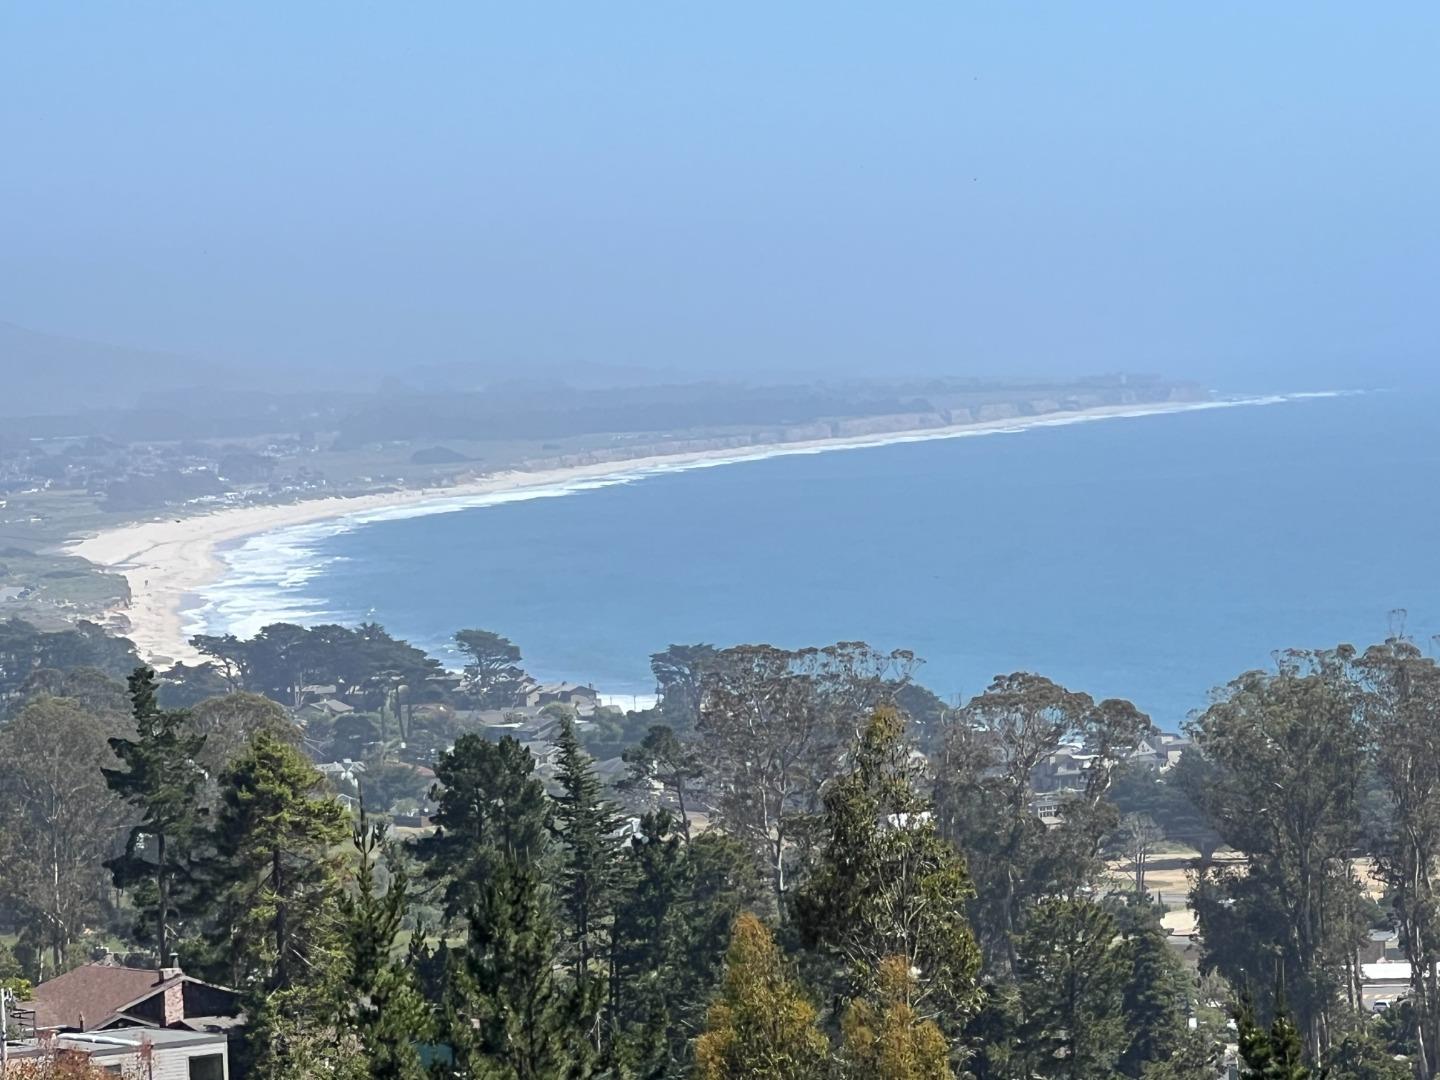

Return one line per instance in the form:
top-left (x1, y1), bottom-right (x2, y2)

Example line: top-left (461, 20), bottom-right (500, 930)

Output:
top-left (1236, 994), bottom-right (1313, 1080)
top-left (204, 730), bottom-right (349, 989)
top-left (337, 813), bottom-right (433, 1080)
top-left (693, 912), bottom-right (830, 1080)
top-left (794, 709), bottom-right (982, 1029)
top-left (552, 717), bottom-right (625, 1051)
top-left (838, 956), bottom-right (955, 1080)
top-left (102, 666), bottom-right (207, 964)
top-left (415, 734), bottom-right (552, 922)
top-left (1015, 896), bottom-right (1130, 1080)
top-left (451, 859), bottom-right (587, 1080)
top-left (1119, 903), bottom-right (1194, 1077)
top-left (428, 735), bottom-right (588, 1078)
top-left (610, 810), bottom-right (691, 1076)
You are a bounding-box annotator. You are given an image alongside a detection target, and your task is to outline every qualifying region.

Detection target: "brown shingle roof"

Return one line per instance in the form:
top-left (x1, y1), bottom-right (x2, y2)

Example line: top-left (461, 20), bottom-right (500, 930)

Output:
top-left (28, 965), bottom-right (177, 1031)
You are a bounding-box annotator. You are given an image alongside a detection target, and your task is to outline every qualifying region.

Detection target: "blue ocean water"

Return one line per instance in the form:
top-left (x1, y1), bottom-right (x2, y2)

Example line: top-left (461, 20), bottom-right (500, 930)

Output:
top-left (194, 391), bottom-right (1440, 727)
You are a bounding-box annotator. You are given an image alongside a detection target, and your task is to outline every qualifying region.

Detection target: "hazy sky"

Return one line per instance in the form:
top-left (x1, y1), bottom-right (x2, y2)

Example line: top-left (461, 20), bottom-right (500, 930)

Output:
top-left (3, 4), bottom-right (1436, 389)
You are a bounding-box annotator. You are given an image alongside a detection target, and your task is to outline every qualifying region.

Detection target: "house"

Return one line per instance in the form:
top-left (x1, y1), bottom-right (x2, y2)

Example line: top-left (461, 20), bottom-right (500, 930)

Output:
top-left (1031, 745), bottom-right (1096, 794)
top-left (4, 1027), bottom-right (231, 1079)
top-left (297, 683), bottom-right (339, 703)
top-left (316, 759), bottom-right (366, 787)
top-left (524, 682), bottom-right (599, 708)
top-left (298, 697), bottom-right (354, 721)
top-left (23, 963), bottom-right (240, 1034)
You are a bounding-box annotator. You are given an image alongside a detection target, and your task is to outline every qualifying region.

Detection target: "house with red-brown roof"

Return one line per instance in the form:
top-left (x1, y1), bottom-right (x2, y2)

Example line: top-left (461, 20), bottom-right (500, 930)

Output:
top-left (23, 963), bottom-right (240, 1034)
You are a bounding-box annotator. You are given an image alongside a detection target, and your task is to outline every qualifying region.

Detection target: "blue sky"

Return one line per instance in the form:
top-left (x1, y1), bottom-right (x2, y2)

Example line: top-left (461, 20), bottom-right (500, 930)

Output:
top-left (2, 4), bottom-right (1436, 389)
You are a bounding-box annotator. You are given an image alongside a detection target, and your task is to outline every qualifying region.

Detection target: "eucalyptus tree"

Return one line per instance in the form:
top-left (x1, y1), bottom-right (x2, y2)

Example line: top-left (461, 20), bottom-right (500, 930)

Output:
top-left (1186, 648), bottom-right (1367, 1062)
top-left (933, 672), bottom-right (1151, 973)
top-left (1354, 638), bottom-right (1440, 1080)
top-left (0, 696), bottom-right (125, 975)
top-left (696, 641), bottom-right (915, 912)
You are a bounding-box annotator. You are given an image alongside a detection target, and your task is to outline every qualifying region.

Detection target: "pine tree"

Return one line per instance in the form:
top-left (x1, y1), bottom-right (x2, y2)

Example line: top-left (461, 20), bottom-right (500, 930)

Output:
top-left (337, 813), bottom-right (433, 1080)
top-left (610, 810), bottom-right (692, 1077)
top-left (1119, 904), bottom-right (1193, 1077)
top-left (1235, 994), bottom-right (1313, 1080)
top-left (415, 734), bottom-right (552, 922)
top-left (1015, 896), bottom-right (1130, 1080)
top-left (428, 735), bottom-right (587, 1079)
top-left (793, 709), bottom-right (982, 1030)
top-left (102, 666), bottom-right (208, 964)
top-left (451, 859), bottom-right (586, 1080)
top-left (838, 956), bottom-right (955, 1080)
top-left (552, 717), bottom-right (625, 1053)
top-left (203, 730), bottom-right (350, 989)
top-left (693, 912), bottom-right (830, 1080)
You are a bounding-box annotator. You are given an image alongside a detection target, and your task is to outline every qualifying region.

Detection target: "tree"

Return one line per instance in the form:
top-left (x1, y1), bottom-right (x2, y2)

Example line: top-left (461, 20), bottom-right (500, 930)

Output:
top-left (1114, 813), bottom-right (1165, 899)
top-left (1187, 650), bottom-right (1367, 1060)
top-left (1354, 639), bottom-right (1440, 1080)
top-left (102, 667), bottom-right (208, 964)
top-left (0, 696), bottom-right (124, 977)
top-left (934, 673), bottom-right (1151, 974)
top-left (336, 814), bottom-right (432, 1079)
top-left (838, 956), bottom-right (954, 1080)
top-left (649, 644), bottom-right (716, 733)
top-left (0, 619), bottom-right (138, 702)
top-left (186, 691), bottom-right (299, 776)
top-left (448, 857), bottom-right (584, 1079)
top-left (793, 709), bottom-right (982, 1032)
top-left (1118, 903), bottom-right (1193, 1078)
top-left (5, 1051), bottom-right (140, 1079)
top-left (1323, 1029), bottom-right (1411, 1080)
top-left (453, 628), bottom-right (527, 707)
top-left (201, 730), bottom-right (350, 989)
top-left (621, 724), bottom-right (703, 841)
top-left (609, 810), bottom-right (691, 1077)
top-left (551, 717), bottom-right (624, 1052)
top-left (1014, 897), bottom-right (1130, 1080)
top-left (414, 734), bottom-right (552, 924)
top-left (697, 642), bottom-right (911, 912)
top-left (693, 912), bottom-right (830, 1080)
top-left (1235, 995), bottom-right (1313, 1080)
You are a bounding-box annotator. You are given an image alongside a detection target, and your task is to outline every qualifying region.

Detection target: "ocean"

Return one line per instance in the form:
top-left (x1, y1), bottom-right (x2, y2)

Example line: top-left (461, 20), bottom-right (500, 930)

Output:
top-left (190, 390), bottom-right (1440, 728)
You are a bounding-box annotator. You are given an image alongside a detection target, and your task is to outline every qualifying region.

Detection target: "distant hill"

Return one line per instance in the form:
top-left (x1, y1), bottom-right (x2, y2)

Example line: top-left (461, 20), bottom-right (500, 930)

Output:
top-left (0, 321), bottom-right (231, 417)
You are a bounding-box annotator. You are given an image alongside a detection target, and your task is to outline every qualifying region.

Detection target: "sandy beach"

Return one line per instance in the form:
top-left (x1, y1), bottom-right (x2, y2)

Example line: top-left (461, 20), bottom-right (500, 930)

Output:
top-left (67, 397), bottom-right (1273, 664)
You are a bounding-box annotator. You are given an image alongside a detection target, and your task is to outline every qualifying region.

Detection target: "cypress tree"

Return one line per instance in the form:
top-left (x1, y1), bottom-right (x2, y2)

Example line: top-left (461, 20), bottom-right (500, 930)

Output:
top-left (693, 912), bottom-right (830, 1080)
top-left (102, 666), bottom-right (207, 965)
top-left (838, 956), bottom-right (955, 1080)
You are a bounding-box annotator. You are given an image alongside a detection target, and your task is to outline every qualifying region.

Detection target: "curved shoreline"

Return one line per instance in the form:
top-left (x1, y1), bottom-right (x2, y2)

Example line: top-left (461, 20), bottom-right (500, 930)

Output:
top-left (68, 394), bottom-right (1313, 664)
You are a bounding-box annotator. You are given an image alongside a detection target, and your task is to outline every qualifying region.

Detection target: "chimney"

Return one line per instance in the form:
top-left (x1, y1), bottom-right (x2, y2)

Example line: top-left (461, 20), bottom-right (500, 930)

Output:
top-left (158, 954), bottom-right (183, 982)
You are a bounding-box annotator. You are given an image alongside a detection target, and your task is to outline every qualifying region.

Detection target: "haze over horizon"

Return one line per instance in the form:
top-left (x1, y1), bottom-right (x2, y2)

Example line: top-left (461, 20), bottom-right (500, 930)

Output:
top-left (3, 4), bottom-right (1436, 393)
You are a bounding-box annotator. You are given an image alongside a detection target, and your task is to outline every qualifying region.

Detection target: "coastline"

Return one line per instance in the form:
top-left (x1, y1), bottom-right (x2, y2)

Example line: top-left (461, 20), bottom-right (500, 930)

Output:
top-left (66, 395), bottom-right (1298, 664)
